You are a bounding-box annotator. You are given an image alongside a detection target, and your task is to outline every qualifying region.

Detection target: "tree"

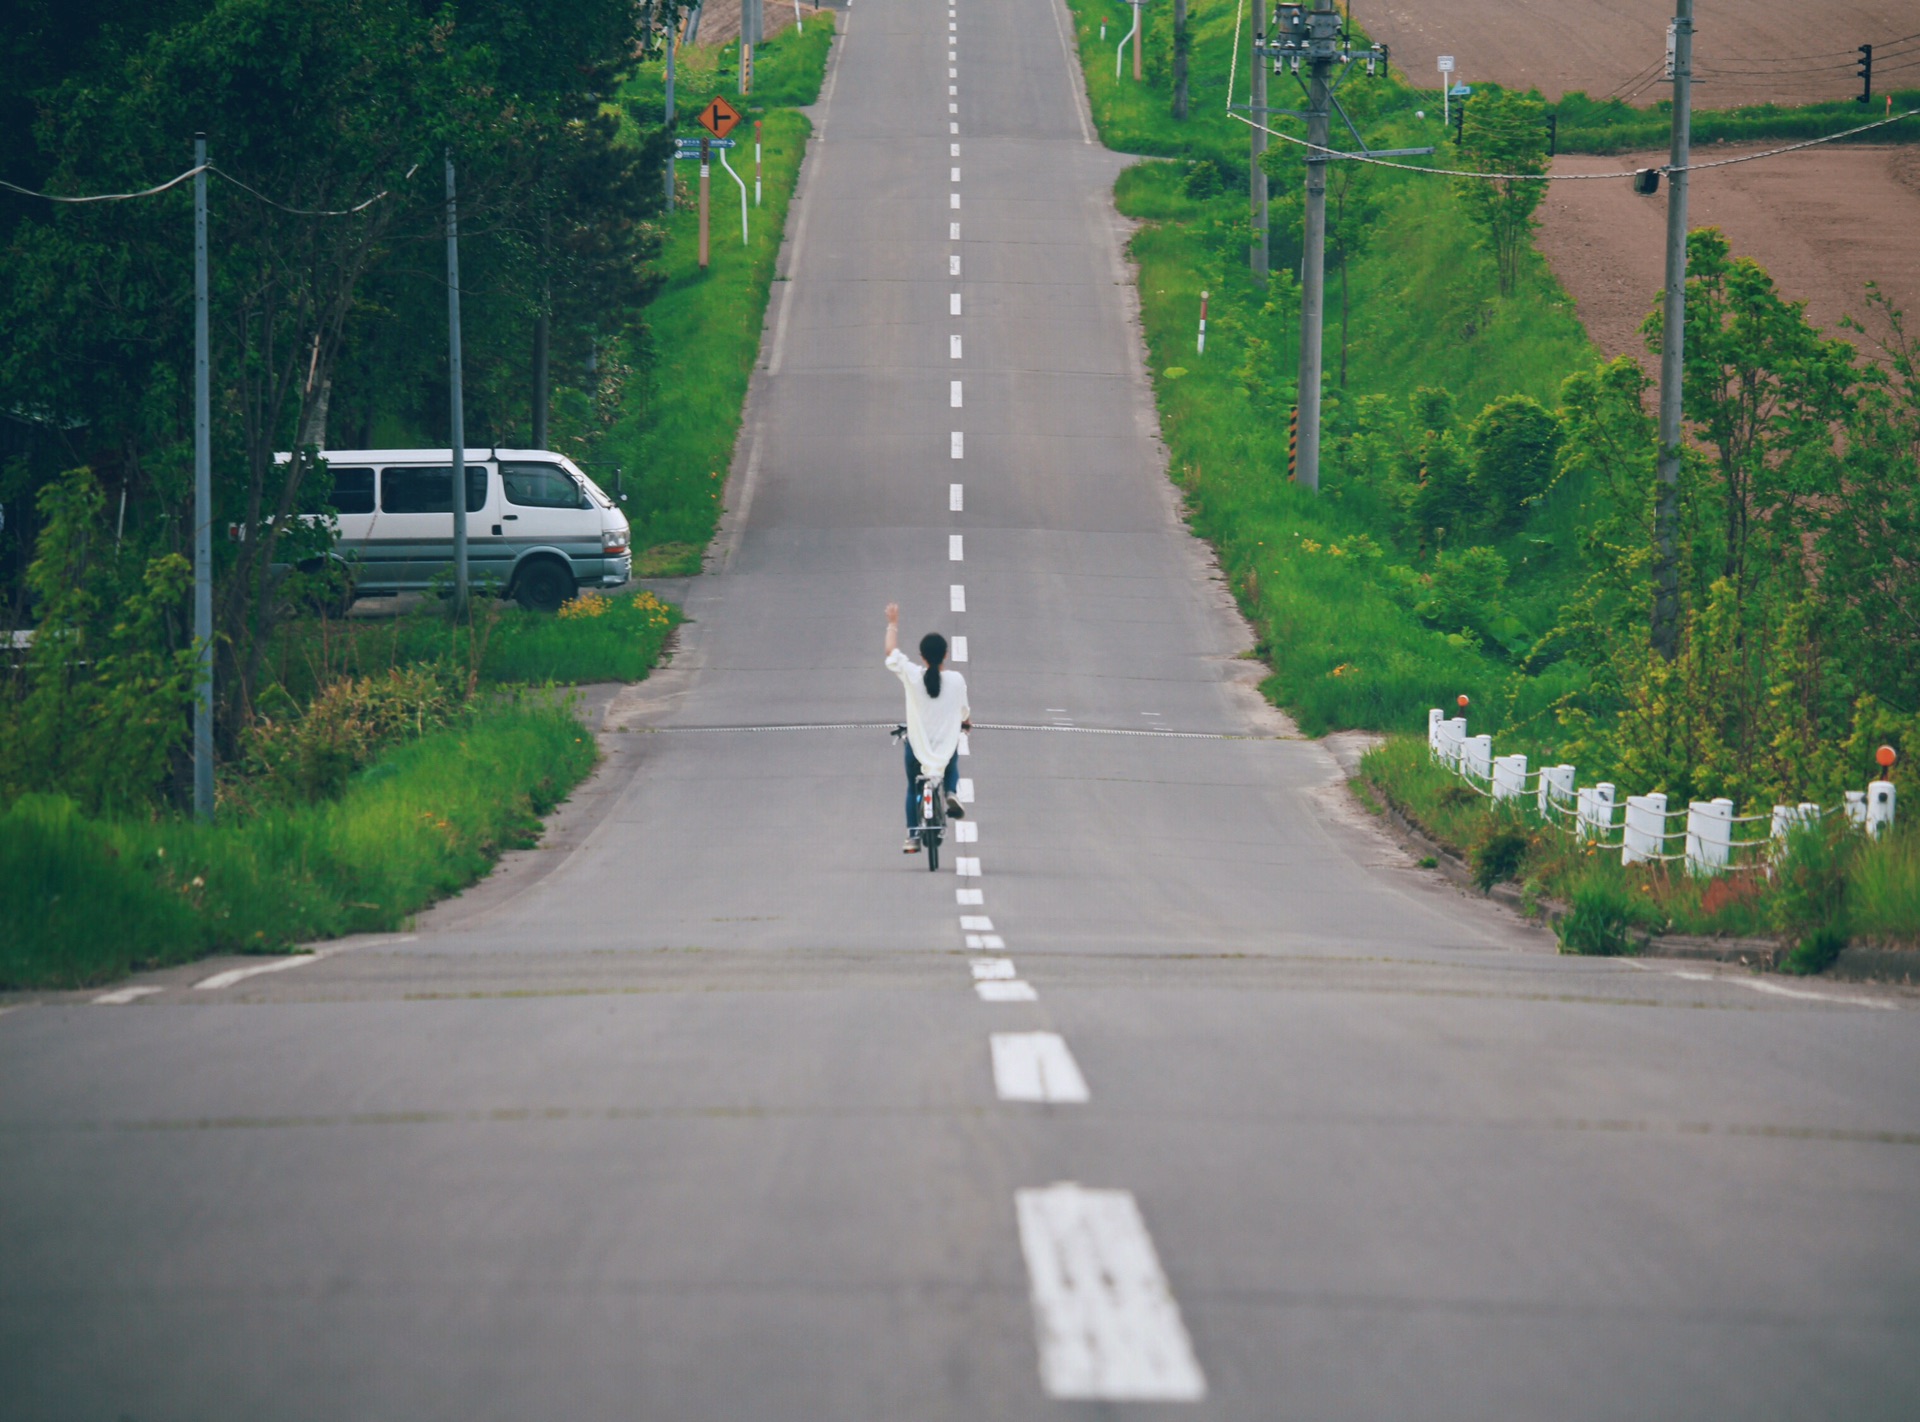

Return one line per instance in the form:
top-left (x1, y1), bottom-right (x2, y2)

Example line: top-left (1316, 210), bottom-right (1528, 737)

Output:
top-left (1469, 394), bottom-right (1562, 532)
top-left (1453, 89), bottom-right (1548, 297)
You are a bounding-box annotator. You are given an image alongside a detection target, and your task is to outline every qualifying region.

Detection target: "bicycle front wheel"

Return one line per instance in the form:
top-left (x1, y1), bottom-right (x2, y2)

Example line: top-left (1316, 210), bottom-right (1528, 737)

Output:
top-left (925, 829), bottom-right (940, 871)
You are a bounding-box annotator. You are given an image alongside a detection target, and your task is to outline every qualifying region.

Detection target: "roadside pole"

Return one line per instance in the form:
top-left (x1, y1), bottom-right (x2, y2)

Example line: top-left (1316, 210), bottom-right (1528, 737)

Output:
top-left (1651, 0), bottom-right (1693, 659)
top-left (1197, 289), bottom-right (1208, 354)
top-left (755, 120), bottom-right (763, 206)
top-left (192, 134), bottom-right (213, 821)
top-left (1134, 0), bottom-right (1144, 80)
top-left (665, 22), bottom-right (677, 211)
top-left (1294, 0), bottom-right (1334, 492)
top-left (719, 141), bottom-right (750, 243)
top-left (445, 152), bottom-right (469, 617)
top-left (1250, 8), bottom-right (1267, 280)
top-left (698, 135), bottom-right (712, 269)
top-left (1116, 0), bottom-right (1138, 78)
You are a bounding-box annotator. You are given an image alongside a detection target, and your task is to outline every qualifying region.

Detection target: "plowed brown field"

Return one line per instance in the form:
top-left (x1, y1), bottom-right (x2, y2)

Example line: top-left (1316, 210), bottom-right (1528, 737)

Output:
top-left (1365, 1), bottom-right (1917, 107)
top-left (1535, 144), bottom-right (1920, 367)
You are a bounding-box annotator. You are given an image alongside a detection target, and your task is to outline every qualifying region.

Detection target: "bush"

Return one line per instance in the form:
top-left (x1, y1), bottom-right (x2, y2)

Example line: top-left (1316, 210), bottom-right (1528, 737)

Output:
top-left (1775, 821), bottom-right (1856, 973)
top-left (1471, 817), bottom-right (1532, 890)
top-left (1469, 394), bottom-right (1562, 531)
top-left (238, 663), bottom-right (465, 805)
top-left (1554, 872), bottom-right (1645, 956)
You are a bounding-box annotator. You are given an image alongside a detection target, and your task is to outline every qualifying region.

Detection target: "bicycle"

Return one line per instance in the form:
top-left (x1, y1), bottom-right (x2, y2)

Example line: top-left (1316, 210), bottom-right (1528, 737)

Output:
top-left (891, 724), bottom-right (946, 871)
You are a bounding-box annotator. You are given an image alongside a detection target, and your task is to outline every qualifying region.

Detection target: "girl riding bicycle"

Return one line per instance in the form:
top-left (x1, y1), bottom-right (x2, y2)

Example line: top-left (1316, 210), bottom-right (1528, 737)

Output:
top-left (885, 602), bottom-right (970, 853)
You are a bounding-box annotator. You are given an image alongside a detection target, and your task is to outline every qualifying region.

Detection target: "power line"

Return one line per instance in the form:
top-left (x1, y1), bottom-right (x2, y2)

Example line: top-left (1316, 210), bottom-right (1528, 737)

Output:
top-left (1, 162), bottom-right (408, 216)
top-left (0, 164), bottom-right (206, 203)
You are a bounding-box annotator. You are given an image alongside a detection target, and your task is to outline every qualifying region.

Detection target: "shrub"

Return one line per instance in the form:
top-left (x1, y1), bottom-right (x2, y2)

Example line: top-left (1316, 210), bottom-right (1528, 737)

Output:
top-left (1555, 872), bottom-right (1645, 955)
top-left (1469, 394), bottom-right (1563, 531)
top-left (237, 664), bottom-right (465, 805)
top-left (1180, 159), bottom-right (1223, 198)
top-left (1471, 818), bottom-right (1532, 890)
top-left (1775, 821), bottom-right (1856, 973)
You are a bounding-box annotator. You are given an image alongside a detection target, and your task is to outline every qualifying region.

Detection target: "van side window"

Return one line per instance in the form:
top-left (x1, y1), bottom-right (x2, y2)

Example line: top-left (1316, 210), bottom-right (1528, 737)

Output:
top-left (381, 466), bottom-right (487, 513)
top-left (327, 467), bottom-right (375, 515)
top-left (502, 463), bottom-right (587, 510)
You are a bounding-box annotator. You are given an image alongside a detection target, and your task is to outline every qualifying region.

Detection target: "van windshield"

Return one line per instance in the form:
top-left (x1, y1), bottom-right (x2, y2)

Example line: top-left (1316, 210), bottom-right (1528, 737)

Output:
top-left (502, 463), bottom-right (588, 510)
top-left (382, 466), bottom-right (487, 513)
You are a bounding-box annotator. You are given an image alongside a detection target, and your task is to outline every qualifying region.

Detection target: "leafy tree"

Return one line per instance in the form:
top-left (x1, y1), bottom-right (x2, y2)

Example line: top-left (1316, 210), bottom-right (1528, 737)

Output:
top-left (1453, 89), bottom-right (1548, 297)
top-left (1469, 394), bottom-right (1562, 532)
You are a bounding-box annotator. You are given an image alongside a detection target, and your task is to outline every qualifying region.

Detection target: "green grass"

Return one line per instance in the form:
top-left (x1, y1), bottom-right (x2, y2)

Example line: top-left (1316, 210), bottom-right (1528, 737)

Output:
top-left (1554, 89), bottom-right (1920, 155)
top-left (263, 589), bottom-right (682, 708)
top-left (0, 700), bottom-right (597, 989)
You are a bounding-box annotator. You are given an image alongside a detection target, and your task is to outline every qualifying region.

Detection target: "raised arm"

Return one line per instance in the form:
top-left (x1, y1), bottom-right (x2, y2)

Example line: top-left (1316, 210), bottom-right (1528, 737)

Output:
top-left (884, 602), bottom-right (899, 658)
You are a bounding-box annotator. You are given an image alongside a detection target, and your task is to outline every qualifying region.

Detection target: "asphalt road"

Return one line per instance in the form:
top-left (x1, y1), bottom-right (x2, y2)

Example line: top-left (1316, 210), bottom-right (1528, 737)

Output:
top-left (5, 0), bottom-right (1918, 1417)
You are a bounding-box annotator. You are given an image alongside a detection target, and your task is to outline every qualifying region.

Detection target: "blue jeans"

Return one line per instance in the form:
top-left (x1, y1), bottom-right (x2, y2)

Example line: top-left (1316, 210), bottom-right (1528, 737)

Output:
top-left (905, 741), bottom-right (960, 828)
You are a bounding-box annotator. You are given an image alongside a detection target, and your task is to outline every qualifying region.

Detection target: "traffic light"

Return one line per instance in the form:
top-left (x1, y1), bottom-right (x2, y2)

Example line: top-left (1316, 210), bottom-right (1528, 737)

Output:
top-left (1859, 44), bottom-right (1873, 104)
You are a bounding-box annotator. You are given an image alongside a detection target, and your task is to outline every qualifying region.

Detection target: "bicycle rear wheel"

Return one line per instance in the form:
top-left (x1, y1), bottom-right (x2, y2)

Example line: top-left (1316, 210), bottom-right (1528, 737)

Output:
top-left (925, 830), bottom-right (939, 871)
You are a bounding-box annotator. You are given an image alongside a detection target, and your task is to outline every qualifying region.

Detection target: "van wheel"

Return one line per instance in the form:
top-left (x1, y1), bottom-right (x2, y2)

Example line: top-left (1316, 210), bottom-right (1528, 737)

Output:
top-left (513, 559), bottom-right (575, 613)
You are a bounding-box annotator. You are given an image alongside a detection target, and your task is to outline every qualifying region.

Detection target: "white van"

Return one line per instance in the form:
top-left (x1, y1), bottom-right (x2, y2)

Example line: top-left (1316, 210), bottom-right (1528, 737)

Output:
top-left (285, 449), bottom-right (631, 611)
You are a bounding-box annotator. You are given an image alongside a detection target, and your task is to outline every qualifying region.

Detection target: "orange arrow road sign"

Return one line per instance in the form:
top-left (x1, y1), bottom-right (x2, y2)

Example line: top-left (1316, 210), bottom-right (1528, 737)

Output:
top-left (697, 96), bottom-right (743, 139)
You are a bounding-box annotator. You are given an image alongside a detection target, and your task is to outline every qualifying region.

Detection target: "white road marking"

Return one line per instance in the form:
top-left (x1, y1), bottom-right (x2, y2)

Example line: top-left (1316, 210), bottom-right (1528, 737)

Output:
top-left (950, 292), bottom-right (963, 315)
top-left (962, 915), bottom-right (995, 931)
top-left (957, 857), bottom-right (981, 876)
top-left (959, 730), bottom-right (971, 754)
top-left (951, 430), bottom-right (964, 457)
top-left (950, 583), bottom-right (966, 611)
top-left (966, 933), bottom-right (987, 949)
top-left (950, 191), bottom-right (960, 209)
top-left (951, 144), bottom-right (960, 157)
top-left (957, 777), bottom-right (974, 802)
top-left (950, 380), bottom-right (963, 408)
top-left (956, 821), bottom-right (978, 842)
top-left (950, 51), bottom-right (958, 62)
top-left (981, 934), bottom-right (1005, 950)
top-left (950, 122), bottom-right (959, 134)
top-left (992, 1034), bottom-right (1091, 1103)
top-left (977, 979), bottom-right (1038, 1002)
top-left (950, 533), bottom-right (964, 559)
top-left (950, 481), bottom-right (964, 509)
top-left (195, 951), bottom-right (332, 991)
top-left (949, 253), bottom-right (961, 274)
top-left (951, 164), bottom-right (961, 180)
top-left (952, 635), bottom-right (969, 662)
top-left (949, 20), bottom-right (956, 29)
top-left (950, 219), bottom-right (960, 236)
top-left (957, 888), bottom-right (985, 905)
top-left (1046, 0), bottom-right (1096, 144)
top-left (1737, 978), bottom-right (1897, 1009)
top-left (950, 333), bottom-right (963, 357)
top-left (949, 70), bottom-right (958, 82)
top-left (950, 101), bottom-right (959, 113)
top-left (1016, 1183), bottom-right (1206, 1400)
top-left (92, 986), bottom-right (163, 1005)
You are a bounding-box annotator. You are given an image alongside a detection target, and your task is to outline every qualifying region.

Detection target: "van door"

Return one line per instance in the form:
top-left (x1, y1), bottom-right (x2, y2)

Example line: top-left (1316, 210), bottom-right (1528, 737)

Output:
top-left (323, 467), bottom-right (378, 581)
top-left (499, 461), bottom-right (597, 585)
top-left (377, 463), bottom-right (491, 589)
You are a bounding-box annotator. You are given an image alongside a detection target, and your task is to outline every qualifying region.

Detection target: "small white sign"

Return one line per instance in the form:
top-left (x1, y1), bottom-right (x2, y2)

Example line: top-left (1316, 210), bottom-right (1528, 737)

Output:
top-left (1438, 55), bottom-right (1455, 73)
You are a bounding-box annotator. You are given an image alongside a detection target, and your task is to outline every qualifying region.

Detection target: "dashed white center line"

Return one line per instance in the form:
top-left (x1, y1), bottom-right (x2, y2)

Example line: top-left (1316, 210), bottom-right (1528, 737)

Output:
top-left (977, 979), bottom-right (1038, 1002)
top-left (950, 252), bottom-right (962, 274)
top-left (949, 102), bottom-right (958, 113)
top-left (992, 1034), bottom-right (1091, 1103)
top-left (950, 583), bottom-right (966, 611)
top-left (950, 333), bottom-right (963, 357)
top-left (1016, 1183), bottom-right (1207, 1401)
top-left (956, 820), bottom-right (978, 841)
top-left (950, 380), bottom-right (963, 408)
top-left (957, 888), bottom-right (985, 905)
top-left (962, 915), bottom-right (994, 932)
top-left (967, 932), bottom-right (1006, 949)
top-left (950, 292), bottom-right (963, 315)
top-left (950, 121), bottom-right (960, 134)
top-left (92, 986), bottom-right (162, 1005)
top-left (951, 164), bottom-right (961, 180)
top-left (956, 857), bottom-right (982, 877)
top-left (950, 191), bottom-right (960, 209)
top-left (952, 634), bottom-right (969, 661)
top-left (957, 777), bottom-right (974, 802)
top-left (949, 533), bottom-right (964, 559)
top-left (951, 430), bottom-right (964, 457)
top-left (949, 69), bottom-right (958, 80)
top-left (949, 85), bottom-right (958, 96)
top-left (950, 482), bottom-right (964, 510)
top-left (968, 949), bottom-right (1008, 971)
top-left (950, 220), bottom-right (960, 237)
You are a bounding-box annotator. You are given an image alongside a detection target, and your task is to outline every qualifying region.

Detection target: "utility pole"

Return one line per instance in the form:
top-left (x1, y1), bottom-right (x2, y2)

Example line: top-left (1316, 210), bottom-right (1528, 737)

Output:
top-left (1173, 0), bottom-right (1189, 118)
top-left (698, 134), bottom-right (712, 269)
top-left (445, 152), bottom-right (469, 618)
top-left (1250, 9), bottom-right (1268, 279)
top-left (740, 0), bottom-right (759, 94)
top-left (1295, 0), bottom-right (1337, 492)
top-left (1255, 2), bottom-right (1402, 492)
top-left (665, 17), bottom-right (677, 210)
top-left (1134, 0), bottom-right (1144, 81)
top-left (1651, 0), bottom-right (1692, 660)
top-left (192, 133), bottom-right (213, 821)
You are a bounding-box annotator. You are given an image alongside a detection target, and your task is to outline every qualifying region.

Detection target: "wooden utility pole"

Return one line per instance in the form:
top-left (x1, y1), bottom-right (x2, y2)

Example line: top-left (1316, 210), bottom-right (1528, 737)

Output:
top-left (1651, 0), bottom-right (1693, 660)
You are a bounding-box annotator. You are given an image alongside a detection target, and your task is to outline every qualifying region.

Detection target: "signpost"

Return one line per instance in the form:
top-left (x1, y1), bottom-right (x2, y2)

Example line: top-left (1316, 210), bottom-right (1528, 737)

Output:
top-left (693, 99), bottom-right (743, 270)
top-left (1438, 55), bottom-right (1455, 125)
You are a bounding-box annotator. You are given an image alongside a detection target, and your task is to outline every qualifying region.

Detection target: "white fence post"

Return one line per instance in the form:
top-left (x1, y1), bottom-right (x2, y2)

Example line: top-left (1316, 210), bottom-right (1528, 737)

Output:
top-left (1623, 791), bottom-right (1669, 865)
top-left (1538, 764), bottom-right (1575, 820)
top-left (1428, 708), bottom-right (1445, 757)
top-left (1685, 798), bottom-right (1733, 875)
top-left (1439, 716), bottom-right (1467, 768)
top-left (1577, 782), bottom-right (1616, 843)
top-left (1866, 780), bottom-right (1896, 837)
top-left (1491, 753), bottom-right (1527, 802)
top-left (1845, 789), bottom-right (1867, 828)
top-left (1461, 734), bottom-right (1493, 784)
top-left (1771, 802), bottom-right (1821, 859)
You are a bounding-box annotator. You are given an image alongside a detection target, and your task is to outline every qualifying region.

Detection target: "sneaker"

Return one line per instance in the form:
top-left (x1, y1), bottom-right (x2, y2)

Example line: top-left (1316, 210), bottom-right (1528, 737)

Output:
top-left (945, 796), bottom-right (966, 820)
top-left (902, 835), bottom-right (921, 854)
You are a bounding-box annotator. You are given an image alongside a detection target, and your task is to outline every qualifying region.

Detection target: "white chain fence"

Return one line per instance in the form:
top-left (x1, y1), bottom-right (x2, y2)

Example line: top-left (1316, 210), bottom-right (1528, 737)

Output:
top-left (1424, 709), bottom-right (1897, 875)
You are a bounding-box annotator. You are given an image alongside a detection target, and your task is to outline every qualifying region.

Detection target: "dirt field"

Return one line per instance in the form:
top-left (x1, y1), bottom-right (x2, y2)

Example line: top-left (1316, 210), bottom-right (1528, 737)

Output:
top-left (1534, 143), bottom-right (1920, 369)
top-left (682, 0), bottom-right (826, 47)
top-left (1365, 1), bottom-right (1918, 107)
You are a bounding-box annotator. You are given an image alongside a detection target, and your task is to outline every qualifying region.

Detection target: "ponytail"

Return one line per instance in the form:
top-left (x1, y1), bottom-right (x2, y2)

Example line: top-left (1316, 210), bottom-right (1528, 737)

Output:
top-left (919, 632), bottom-right (947, 697)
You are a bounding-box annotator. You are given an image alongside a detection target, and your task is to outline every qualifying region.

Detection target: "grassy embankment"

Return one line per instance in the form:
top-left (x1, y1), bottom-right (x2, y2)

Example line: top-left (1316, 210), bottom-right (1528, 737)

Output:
top-left (1553, 89), bottom-right (1920, 155)
top-left (1066, 0), bottom-right (1920, 959)
top-left (609, 16), bottom-right (833, 575)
